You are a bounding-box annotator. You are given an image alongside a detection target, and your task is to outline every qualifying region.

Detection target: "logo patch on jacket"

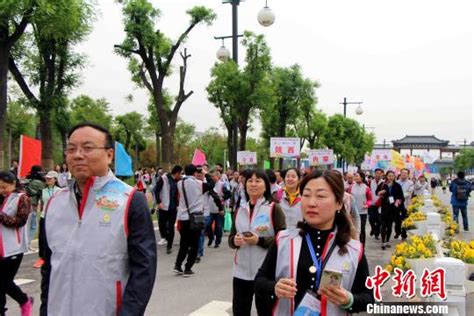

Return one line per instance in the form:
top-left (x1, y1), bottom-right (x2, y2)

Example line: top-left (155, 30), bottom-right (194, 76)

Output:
top-left (95, 181), bottom-right (127, 211)
top-left (254, 214), bottom-right (271, 233)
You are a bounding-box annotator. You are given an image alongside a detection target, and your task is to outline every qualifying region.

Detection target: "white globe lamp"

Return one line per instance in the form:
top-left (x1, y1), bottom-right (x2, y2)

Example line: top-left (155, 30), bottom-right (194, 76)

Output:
top-left (257, 6), bottom-right (275, 27)
top-left (216, 45), bottom-right (230, 62)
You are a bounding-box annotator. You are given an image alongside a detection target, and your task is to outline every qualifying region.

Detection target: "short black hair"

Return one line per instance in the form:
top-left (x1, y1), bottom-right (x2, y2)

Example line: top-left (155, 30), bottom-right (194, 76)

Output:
top-left (68, 122), bottom-right (114, 149)
top-left (374, 168), bottom-right (384, 174)
top-left (243, 169), bottom-right (272, 203)
top-left (281, 168), bottom-right (301, 180)
top-left (401, 168), bottom-right (410, 174)
top-left (457, 171), bottom-right (465, 179)
top-left (184, 164), bottom-right (197, 176)
top-left (265, 169), bottom-right (277, 184)
top-left (171, 165), bottom-right (183, 175)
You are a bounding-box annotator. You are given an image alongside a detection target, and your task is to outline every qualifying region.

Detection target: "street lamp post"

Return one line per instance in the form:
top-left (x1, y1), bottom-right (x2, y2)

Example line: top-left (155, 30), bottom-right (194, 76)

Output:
top-left (340, 97), bottom-right (363, 118)
top-left (215, 0), bottom-right (275, 169)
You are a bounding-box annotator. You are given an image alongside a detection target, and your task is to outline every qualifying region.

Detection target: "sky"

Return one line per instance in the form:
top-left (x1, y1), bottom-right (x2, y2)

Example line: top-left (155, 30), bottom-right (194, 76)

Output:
top-left (74, 0), bottom-right (474, 145)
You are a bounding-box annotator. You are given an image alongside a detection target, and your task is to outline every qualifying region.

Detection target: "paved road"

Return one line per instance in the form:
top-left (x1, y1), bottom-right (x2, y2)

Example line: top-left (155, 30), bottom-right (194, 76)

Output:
top-left (6, 188), bottom-right (474, 315)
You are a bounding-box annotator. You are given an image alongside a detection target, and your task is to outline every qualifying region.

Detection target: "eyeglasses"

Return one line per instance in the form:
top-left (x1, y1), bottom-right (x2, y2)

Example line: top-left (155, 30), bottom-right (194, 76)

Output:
top-left (64, 146), bottom-right (110, 155)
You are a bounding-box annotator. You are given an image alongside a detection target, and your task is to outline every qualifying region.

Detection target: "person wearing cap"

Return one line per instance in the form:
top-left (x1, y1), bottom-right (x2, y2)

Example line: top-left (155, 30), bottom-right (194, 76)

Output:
top-left (35, 171), bottom-right (61, 268)
top-left (40, 123), bottom-right (157, 316)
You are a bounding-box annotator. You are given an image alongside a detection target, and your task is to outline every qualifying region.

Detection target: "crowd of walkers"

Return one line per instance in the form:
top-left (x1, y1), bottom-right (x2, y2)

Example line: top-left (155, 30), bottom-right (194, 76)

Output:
top-left (1, 123), bottom-right (471, 315)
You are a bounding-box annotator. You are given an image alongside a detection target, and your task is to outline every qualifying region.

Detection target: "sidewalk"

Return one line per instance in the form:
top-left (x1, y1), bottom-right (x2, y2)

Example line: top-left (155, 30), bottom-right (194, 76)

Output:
top-left (359, 187), bottom-right (474, 315)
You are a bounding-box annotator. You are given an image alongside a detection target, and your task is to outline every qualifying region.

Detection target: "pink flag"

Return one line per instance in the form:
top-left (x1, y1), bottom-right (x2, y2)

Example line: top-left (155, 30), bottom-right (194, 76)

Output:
top-left (192, 149), bottom-right (207, 166)
top-left (18, 135), bottom-right (42, 178)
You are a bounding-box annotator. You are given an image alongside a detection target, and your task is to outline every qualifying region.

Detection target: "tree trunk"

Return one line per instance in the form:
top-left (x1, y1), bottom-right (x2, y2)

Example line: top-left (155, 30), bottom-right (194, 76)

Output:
top-left (155, 129), bottom-right (161, 167)
top-left (38, 108), bottom-right (54, 170)
top-left (60, 130), bottom-right (67, 163)
top-left (238, 124), bottom-right (248, 152)
top-left (161, 127), bottom-right (173, 171)
top-left (7, 129), bottom-right (12, 167)
top-left (231, 121), bottom-right (238, 169)
top-left (278, 118), bottom-right (287, 170)
top-left (226, 125), bottom-right (234, 171)
top-left (0, 47), bottom-right (8, 170)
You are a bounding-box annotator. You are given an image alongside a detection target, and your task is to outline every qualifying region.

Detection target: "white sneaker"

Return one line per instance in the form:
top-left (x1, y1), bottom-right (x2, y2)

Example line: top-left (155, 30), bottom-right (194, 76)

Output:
top-left (157, 238), bottom-right (167, 246)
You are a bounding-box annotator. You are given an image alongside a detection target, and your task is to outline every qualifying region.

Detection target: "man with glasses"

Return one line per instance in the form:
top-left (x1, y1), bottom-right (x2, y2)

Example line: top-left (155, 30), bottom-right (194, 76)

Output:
top-left (40, 123), bottom-right (157, 316)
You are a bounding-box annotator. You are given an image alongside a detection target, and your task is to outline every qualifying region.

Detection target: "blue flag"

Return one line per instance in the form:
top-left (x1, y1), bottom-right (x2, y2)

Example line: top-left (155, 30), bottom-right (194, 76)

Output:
top-left (115, 141), bottom-right (133, 176)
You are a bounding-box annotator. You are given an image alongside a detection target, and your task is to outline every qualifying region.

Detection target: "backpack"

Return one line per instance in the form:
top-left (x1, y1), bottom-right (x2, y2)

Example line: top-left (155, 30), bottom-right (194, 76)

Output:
top-left (25, 179), bottom-right (45, 206)
top-left (456, 182), bottom-right (469, 201)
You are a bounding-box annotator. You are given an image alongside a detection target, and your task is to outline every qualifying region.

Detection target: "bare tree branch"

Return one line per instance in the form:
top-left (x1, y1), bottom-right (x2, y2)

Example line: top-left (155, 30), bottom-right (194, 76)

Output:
top-left (139, 63), bottom-right (154, 94)
top-left (7, 7), bottom-right (34, 48)
top-left (113, 45), bottom-right (140, 55)
top-left (8, 58), bottom-right (38, 105)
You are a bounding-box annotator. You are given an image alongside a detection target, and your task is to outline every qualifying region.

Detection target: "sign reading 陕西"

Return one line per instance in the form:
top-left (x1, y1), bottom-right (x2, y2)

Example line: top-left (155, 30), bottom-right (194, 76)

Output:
top-left (308, 149), bottom-right (334, 166)
top-left (270, 137), bottom-right (300, 158)
top-left (237, 151), bottom-right (257, 165)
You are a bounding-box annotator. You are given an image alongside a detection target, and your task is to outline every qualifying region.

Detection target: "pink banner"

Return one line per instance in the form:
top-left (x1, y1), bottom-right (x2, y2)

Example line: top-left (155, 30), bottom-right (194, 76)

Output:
top-left (192, 149), bottom-right (207, 166)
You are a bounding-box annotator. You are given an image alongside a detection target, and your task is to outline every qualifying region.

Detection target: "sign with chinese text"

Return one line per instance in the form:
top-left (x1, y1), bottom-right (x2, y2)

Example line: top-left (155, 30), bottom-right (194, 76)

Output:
top-left (371, 150), bottom-right (392, 162)
top-left (270, 137), bottom-right (300, 158)
top-left (308, 149), bottom-right (334, 165)
top-left (237, 151), bottom-right (257, 165)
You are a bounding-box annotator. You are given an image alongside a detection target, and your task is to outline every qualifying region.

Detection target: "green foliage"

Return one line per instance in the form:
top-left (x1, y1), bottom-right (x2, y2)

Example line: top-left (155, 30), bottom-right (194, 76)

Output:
top-left (323, 114), bottom-right (374, 165)
top-left (173, 119), bottom-right (196, 165)
top-left (186, 6), bottom-right (216, 26)
top-left (190, 128), bottom-right (227, 167)
top-left (261, 64), bottom-right (318, 151)
top-left (6, 100), bottom-right (36, 158)
top-left (455, 148), bottom-right (474, 171)
top-left (0, 0), bottom-right (34, 25)
top-left (69, 95), bottom-right (113, 129)
top-left (114, 111), bottom-right (146, 154)
top-left (207, 60), bottom-right (241, 129)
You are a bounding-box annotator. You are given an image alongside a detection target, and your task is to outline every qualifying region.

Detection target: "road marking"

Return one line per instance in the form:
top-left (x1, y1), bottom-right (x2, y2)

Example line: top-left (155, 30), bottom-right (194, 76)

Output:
top-left (14, 279), bottom-right (35, 286)
top-left (189, 300), bottom-right (232, 316)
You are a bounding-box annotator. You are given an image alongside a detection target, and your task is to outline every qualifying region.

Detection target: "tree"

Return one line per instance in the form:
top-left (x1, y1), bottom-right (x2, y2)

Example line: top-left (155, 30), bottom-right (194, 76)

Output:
top-left (455, 148), bottom-right (474, 171)
top-left (237, 32), bottom-right (273, 152)
top-left (115, 1), bottom-right (216, 169)
top-left (6, 99), bottom-right (36, 162)
top-left (9, 0), bottom-right (94, 169)
top-left (69, 95), bottom-right (113, 128)
top-left (0, 0), bottom-right (35, 169)
top-left (173, 119), bottom-right (195, 166)
top-left (207, 32), bottom-right (273, 169)
top-left (114, 111), bottom-right (145, 156)
top-left (207, 60), bottom-right (240, 169)
top-left (261, 64), bottom-right (318, 167)
top-left (323, 114), bottom-right (374, 166)
top-left (190, 128), bottom-right (227, 167)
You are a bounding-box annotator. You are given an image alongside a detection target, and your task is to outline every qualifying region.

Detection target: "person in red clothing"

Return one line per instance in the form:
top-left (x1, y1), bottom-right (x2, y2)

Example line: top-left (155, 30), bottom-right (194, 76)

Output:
top-left (0, 171), bottom-right (34, 316)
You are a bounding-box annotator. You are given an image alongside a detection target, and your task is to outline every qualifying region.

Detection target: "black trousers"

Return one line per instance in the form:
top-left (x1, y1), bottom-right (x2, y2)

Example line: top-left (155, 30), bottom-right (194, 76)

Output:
top-left (175, 220), bottom-right (201, 270)
top-left (394, 207), bottom-right (407, 239)
top-left (206, 213), bottom-right (224, 246)
top-left (233, 277), bottom-right (269, 316)
top-left (158, 209), bottom-right (177, 249)
top-left (0, 254), bottom-right (28, 314)
top-left (360, 214), bottom-right (367, 245)
top-left (39, 217), bottom-right (46, 259)
top-left (368, 205), bottom-right (381, 237)
top-left (381, 209), bottom-right (394, 243)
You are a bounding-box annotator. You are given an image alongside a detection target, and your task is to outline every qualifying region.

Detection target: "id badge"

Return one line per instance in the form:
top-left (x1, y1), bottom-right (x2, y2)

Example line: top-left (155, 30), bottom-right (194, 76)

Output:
top-left (389, 196), bottom-right (395, 204)
top-left (294, 290), bottom-right (321, 316)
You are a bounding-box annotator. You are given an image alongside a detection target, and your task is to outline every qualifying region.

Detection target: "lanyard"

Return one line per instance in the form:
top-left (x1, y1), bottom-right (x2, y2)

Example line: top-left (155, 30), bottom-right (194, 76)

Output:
top-left (305, 233), bottom-right (337, 290)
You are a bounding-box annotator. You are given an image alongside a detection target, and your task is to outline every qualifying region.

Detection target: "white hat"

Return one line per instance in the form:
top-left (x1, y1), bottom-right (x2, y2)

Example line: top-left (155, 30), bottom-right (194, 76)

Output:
top-left (46, 171), bottom-right (59, 179)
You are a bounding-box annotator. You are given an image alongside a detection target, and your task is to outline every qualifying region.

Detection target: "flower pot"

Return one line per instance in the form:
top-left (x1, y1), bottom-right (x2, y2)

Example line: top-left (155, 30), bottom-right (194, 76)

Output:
top-left (405, 258), bottom-right (435, 285)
